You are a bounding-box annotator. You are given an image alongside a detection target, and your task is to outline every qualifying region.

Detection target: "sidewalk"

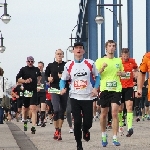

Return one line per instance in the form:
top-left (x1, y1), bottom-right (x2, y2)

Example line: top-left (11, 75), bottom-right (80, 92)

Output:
top-left (0, 123), bottom-right (20, 150)
top-left (12, 118), bottom-right (150, 150)
top-left (1, 118), bottom-right (150, 150)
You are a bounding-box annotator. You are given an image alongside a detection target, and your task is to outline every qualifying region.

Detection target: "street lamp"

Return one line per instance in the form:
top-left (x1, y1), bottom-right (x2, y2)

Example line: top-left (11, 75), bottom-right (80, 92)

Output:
top-left (106, 8), bottom-right (119, 27)
top-left (69, 22), bottom-right (88, 46)
top-left (0, 33), bottom-right (5, 53)
top-left (95, 0), bottom-right (104, 25)
top-left (0, 0), bottom-right (11, 24)
top-left (66, 46), bottom-right (74, 62)
top-left (96, 1), bottom-right (123, 56)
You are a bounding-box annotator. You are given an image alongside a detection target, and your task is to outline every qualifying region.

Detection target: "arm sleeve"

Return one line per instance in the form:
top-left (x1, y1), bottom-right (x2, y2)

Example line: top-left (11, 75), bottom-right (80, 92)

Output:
top-left (59, 64), bottom-right (70, 90)
top-left (94, 74), bottom-right (100, 89)
top-left (59, 80), bottom-right (66, 90)
top-left (139, 55), bottom-right (148, 73)
top-left (92, 62), bottom-right (100, 88)
top-left (16, 68), bottom-right (24, 82)
top-left (45, 64), bottom-right (51, 82)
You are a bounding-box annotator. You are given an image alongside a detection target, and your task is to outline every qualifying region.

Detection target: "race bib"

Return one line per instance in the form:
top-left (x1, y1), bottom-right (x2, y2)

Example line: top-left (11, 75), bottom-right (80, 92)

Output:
top-left (74, 80), bottom-right (88, 90)
top-left (134, 86), bottom-right (137, 91)
top-left (37, 84), bottom-right (44, 89)
top-left (24, 90), bottom-right (33, 97)
top-left (48, 88), bottom-right (60, 94)
top-left (20, 92), bottom-right (23, 96)
top-left (121, 72), bottom-right (131, 79)
top-left (106, 81), bottom-right (117, 90)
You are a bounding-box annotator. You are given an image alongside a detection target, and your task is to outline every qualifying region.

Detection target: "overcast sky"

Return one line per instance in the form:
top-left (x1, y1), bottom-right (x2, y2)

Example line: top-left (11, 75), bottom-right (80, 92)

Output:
top-left (0, 0), bottom-right (146, 83)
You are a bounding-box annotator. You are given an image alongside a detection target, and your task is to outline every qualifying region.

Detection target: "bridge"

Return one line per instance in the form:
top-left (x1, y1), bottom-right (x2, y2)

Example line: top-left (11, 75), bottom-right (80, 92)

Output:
top-left (75, 0), bottom-right (150, 60)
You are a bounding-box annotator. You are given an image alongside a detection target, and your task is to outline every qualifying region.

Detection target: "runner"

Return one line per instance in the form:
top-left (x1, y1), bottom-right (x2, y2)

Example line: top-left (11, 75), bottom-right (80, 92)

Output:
top-left (13, 82), bottom-right (24, 121)
top-left (119, 48), bottom-right (138, 137)
top-left (37, 61), bottom-right (47, 127)
top-left (143, 79), bottom-right (150, 120)
top-left (11, 86), bottom-right (19, 122)
top-left (16, 56), bottom-right (41, 134)
top-left (137, 52), bottom-right (150, 108)
top-left (95, 40), bottom-right (124, 147)
top-left (45, 82), bottom-right (53, 124)
top-left (60, 42), bottom-right (100, 150)
top-left (45, 49), bottom-right (68, 140)
top-left (0, 67), bottom-right (5, 124)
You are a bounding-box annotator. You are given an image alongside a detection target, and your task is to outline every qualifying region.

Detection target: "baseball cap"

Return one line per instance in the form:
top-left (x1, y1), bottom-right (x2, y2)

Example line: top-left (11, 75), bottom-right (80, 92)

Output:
top-left (27, 56), bottom-right (34, 61)
top-left (74, 42), bottom-right (84, 47)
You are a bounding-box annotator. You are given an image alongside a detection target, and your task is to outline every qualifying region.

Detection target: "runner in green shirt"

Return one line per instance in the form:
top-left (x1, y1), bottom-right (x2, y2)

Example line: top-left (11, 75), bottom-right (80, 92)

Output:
top-left (95, 40), bottom-right (125, 147)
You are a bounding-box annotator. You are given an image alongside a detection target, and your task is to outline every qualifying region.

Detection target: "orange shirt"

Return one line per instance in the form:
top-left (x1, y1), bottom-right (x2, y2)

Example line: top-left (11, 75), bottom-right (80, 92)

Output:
top-left (139, 52), bottom-right (150, 101)
top-left (120, 58), bottom-right (138, 88)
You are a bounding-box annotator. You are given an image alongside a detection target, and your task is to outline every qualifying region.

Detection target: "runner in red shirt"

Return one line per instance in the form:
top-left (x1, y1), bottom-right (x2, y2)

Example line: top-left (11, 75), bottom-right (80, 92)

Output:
top-left (45, 82), bottom-right (53, 124)
top-left (118, 48), bottom-right (138, 137)
top-left (11, 86), bottom-right (19, 122)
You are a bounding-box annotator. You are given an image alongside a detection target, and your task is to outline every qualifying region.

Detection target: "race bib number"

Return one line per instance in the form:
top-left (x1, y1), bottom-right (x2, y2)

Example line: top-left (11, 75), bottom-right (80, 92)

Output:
top-left (24, 90), bottom-right (33, 97)
top-left (20, 92), bottom-right (23, 96)
top-left (121, 72), bottom-right (131, 79)
top-left (37, 84), bottom-right (44, 89)
top-left (74, 80), bottom-right (88, 90)
top-left (48, 88), bottom-right (60, 94)
top-left (134, 86), bottom-right (137, 91)
top-left (106, 81), bottom-right (117, 90)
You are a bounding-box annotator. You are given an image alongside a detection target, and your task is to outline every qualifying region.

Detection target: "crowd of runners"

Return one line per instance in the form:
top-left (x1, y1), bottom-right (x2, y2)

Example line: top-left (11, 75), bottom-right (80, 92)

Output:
top-left (0, 40), bottom-right (150, 150)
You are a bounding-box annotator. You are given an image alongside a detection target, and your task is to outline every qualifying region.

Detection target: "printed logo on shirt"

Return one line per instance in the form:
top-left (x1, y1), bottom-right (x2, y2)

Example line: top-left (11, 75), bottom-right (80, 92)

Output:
top-left (115, 64), bottom-right (120, 68)
top-left (74, 69), bottom-right (87, 77)
top-left (74, 80), bottom-right (88, 90)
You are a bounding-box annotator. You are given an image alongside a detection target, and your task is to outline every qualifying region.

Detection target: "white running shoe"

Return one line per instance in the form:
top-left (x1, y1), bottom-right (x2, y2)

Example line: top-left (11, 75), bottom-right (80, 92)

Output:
top-left (69, 128), bottom-right (74, 133)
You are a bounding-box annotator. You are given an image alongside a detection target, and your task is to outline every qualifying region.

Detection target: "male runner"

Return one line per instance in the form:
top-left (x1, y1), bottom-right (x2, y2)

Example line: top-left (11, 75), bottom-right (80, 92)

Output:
top-left (60, 42), bottom-right (100, 150)
top-left (37, 61), bottom-right (46, 127)
top-left (137, 52), bottom-right (150, 107)
top-left (16, 56), bottom-right (41, 134)
top-left (118, 48), bottom-right (138, 137)
top-left (95, 40), bottom-right (125, 147)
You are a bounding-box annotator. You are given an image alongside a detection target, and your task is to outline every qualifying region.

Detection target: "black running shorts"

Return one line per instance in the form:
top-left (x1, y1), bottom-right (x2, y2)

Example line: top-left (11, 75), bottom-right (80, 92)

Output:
top-left (121, 87), bottom-right (134, 103)
top-left (22, 91), bottom-right (38, 108)
top-left (99, 90), bottom-right (121, 108)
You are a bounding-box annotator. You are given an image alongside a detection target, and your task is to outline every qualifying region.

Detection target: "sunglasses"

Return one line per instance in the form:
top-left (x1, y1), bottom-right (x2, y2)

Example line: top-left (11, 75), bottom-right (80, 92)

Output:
top-left (27, 61), bottom-right (34, 63)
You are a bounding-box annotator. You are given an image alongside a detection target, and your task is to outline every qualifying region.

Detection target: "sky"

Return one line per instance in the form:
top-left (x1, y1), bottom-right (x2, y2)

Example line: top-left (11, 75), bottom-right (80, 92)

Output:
top-left (0, 0), bottom-right (146, 84)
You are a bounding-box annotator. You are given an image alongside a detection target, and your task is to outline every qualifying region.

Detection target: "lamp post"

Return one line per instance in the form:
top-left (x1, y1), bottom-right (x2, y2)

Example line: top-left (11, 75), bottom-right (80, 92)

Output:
top-left (0, 33), bottom-right (5, 53)
top-left (66, 46), bottom-right (73, 62)
top-left (95, 0), bottom-right (104, 25)
top-left (96, 2), bottom-right (123, 57)
top-left (0, 0), bottom-right (11, 53)
top-left (119, 0), bottom-right (122, 57)
top-left (106, 8), bottom-right (119, 26)
top-left (0, 0), bottom-right (11, 24)
top-left (69, 22), bottom-right (88, 46)
top-left (67, 22), bottom-right (88, 61)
